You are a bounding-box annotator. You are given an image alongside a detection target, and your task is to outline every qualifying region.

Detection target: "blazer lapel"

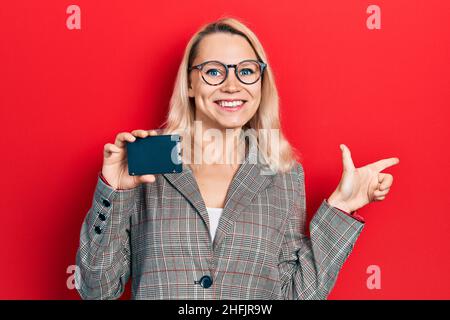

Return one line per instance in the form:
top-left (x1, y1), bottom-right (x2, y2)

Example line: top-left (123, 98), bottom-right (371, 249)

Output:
top-left (212, 140), bottom-right (274, 251)
top-left (162, 134), bottom-right (274, 250)
top-left (162, 163), bottom-right (210, 227)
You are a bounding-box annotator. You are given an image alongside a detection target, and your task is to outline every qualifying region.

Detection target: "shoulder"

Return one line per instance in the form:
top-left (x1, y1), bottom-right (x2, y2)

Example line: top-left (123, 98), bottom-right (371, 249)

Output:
top-left (268, 161), bottom-right (305, 196)
top-left (273, 161), bottom-right (304, 182)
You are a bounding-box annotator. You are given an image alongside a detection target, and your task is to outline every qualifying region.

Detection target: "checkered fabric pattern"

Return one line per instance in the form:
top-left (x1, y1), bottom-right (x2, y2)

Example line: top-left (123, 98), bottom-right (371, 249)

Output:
top-left (76, 137), bottom-right (364, 300)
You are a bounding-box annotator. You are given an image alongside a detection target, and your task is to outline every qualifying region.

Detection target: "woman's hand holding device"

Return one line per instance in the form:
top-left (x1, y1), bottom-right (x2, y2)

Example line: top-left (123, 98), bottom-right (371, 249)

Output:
top-left (101, 129), bottom-right (158, 190)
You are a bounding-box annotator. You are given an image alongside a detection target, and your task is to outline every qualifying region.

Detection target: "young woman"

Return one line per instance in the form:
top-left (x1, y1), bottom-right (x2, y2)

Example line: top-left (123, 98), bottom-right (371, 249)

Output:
top-left (76, 17), bottom-right (399, 300)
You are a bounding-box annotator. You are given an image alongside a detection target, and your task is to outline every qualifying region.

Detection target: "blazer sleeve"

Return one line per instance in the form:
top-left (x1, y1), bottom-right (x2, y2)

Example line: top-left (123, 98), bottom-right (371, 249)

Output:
top-left (75, 174), bottom-right (141, 300)
top-left (278, 163), bottom-right (365, 300)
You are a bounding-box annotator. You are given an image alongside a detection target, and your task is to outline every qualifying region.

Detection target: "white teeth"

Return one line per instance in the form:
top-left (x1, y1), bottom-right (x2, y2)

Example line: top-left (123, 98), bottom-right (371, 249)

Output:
top-left (216, 100), bottom-right (244, 107)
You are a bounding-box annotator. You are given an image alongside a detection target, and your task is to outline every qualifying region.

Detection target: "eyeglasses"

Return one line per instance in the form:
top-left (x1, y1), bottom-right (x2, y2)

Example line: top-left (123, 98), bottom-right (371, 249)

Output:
top-left (188, 59), bottom-right (267, 86)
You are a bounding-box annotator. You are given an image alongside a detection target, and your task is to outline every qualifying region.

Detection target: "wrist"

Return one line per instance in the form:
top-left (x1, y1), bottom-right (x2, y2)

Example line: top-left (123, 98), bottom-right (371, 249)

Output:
top-left (100, 171), bottom-right (117, 189)
top-left (327, 193), bottom-right (352, 213)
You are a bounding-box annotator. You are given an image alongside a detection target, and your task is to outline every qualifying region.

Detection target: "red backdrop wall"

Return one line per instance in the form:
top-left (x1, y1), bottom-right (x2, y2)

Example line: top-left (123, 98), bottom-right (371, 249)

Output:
top-left (0, 0), bottom-right (449, 299)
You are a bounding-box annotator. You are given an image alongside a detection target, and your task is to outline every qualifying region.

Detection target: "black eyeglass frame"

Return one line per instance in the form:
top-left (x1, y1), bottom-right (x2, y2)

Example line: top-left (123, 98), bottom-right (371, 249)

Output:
top-left (188, 59), bottom-right (267, 86)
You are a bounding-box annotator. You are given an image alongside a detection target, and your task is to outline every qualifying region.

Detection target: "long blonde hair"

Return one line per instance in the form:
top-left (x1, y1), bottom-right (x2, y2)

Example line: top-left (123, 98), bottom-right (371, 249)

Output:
top-left (161, 16), bottom-right (301, 173)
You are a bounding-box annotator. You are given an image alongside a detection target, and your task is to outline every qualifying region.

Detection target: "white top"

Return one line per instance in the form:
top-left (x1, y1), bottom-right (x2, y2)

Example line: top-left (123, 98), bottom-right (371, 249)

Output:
top-left (205, 207), bottom-right (223, 240)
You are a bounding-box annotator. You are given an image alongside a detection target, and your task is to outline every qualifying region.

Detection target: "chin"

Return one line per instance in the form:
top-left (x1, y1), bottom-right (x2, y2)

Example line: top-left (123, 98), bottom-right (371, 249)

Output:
top-left (214, 115), bottom-right (251, 129)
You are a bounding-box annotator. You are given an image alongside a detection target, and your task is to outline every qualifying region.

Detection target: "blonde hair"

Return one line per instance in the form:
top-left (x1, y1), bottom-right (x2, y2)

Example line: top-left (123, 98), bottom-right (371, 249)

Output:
top-left (161, 16), bottom-right (301, 173)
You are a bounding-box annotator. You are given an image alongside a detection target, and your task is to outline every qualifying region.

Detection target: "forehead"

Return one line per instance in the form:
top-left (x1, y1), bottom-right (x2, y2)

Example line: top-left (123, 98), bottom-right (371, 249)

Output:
top-left (195, 33), bottom-right (258, 64)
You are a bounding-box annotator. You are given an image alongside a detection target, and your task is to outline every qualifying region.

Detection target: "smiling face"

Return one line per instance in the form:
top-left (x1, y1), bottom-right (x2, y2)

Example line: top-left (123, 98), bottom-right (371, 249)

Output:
top-left (188, 33), bottom-right (262, 131)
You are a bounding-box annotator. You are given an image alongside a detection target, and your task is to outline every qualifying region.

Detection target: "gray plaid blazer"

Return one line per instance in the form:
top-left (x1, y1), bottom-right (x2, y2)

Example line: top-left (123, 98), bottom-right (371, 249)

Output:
top-left (76, 137), bottom-right (365, 300)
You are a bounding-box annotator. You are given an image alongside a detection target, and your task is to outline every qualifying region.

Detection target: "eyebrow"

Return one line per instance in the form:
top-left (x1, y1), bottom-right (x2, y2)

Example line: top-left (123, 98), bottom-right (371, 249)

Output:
top-left (196, 58), bottom-right (259, 64)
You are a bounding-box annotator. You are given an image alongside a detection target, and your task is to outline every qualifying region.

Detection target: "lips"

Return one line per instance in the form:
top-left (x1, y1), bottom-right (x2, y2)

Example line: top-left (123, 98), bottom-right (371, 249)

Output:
top-left (213, 99), bottom-right (248, 112)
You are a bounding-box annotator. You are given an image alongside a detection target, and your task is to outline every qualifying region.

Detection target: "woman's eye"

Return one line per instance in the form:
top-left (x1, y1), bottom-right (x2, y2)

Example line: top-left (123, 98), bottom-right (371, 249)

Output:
top-left (240, 68), bottom-right (254, 76)
top-left (206, 69), bottom-right (222, 77)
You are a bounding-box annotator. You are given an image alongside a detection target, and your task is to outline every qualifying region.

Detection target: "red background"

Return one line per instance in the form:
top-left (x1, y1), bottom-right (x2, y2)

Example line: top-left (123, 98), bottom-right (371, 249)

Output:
top-left (0, 0), bottom-right (449, 299)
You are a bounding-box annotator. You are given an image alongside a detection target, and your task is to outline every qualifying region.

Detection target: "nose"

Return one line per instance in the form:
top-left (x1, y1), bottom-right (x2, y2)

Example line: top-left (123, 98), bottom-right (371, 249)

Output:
top-left (221, 68), bottom-right (241, 92)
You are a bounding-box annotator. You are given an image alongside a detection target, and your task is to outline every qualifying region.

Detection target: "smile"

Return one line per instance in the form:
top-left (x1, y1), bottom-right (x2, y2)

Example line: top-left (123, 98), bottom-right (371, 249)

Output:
top-left (213, 99), bottom-right (247, 112)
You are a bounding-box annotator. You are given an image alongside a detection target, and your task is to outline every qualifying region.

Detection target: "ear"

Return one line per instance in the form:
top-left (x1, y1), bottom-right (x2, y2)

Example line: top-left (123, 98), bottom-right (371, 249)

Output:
top-left (188, 80), bottom-right (195, 98)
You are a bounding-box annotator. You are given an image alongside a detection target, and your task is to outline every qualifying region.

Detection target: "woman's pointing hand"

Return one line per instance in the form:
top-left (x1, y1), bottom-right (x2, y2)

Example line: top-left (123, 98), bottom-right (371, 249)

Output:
top-left (327, 144), bottom-right (400, 213)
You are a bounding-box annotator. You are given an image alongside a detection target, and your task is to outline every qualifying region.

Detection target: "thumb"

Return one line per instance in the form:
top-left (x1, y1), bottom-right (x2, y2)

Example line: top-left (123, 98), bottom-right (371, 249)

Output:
top-left (340, 144), bottom-right (355, 172)
top-left (137, 174), bottom-right (156, 184)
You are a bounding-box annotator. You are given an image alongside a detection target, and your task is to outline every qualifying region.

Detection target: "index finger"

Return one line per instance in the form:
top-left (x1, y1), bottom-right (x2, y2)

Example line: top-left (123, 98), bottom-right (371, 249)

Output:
top-left (114, 132), bottom-right (136, 148)
top-left (147, 129), bottom-right (159, 136)
top-left (371, 157), bottom-right (400, 172)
